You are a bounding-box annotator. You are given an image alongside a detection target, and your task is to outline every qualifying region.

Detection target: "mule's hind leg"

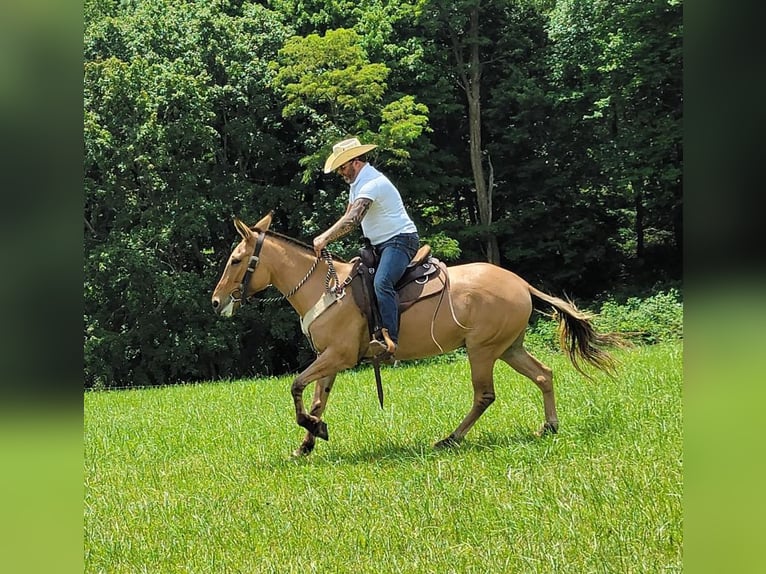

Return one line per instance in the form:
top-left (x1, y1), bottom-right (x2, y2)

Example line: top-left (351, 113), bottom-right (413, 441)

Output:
top-left (293, 375), bottom-right (337, 457)
top-left (435, 351), bottom-right (497, 448)
top-left (501, 343), bottom-right (558, 435)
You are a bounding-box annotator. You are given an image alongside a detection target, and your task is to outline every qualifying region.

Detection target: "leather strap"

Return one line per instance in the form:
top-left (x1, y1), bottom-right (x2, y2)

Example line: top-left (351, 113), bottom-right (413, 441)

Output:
top-left (373, 362), bottom-right (384, 408)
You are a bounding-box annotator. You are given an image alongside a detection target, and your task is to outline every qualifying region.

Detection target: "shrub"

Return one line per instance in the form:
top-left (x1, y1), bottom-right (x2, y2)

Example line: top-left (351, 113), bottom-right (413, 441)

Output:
top-left (595, 288), bottom-right (683, 344)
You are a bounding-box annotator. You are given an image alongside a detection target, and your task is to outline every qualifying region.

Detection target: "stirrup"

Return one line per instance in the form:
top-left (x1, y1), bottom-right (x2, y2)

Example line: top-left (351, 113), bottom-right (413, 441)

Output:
top-left (369, 328), bottom-right (397, 361)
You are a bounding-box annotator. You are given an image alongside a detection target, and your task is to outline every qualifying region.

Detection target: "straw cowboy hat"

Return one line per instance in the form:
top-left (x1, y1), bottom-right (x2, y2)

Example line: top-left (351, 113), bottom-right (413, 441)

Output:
top-left (323, 137), bottom-right (378, 173)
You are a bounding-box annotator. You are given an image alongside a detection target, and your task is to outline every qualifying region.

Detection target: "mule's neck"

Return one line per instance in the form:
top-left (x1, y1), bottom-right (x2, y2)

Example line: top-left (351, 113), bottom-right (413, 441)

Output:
top-left (262, 235), bottom-right (352, 317)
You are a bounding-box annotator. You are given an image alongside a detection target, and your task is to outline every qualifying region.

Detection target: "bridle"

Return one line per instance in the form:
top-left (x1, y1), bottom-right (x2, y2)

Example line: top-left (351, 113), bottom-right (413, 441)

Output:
top-left (230, 230), bottom-right (267, 305)
top-left (230, 231), bottom-right (344, 306)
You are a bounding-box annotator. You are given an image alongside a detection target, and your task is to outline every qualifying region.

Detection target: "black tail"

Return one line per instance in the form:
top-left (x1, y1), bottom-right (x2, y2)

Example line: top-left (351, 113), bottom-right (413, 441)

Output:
top-left (529, 286), bottom-right (629, 379)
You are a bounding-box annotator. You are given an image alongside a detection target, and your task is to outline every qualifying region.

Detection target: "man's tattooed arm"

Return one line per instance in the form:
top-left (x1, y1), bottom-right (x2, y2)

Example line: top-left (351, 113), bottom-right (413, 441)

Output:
top-left (325, 198), bottom-right (371, 242)
top-left (313, 198), bottom-right (372, 256)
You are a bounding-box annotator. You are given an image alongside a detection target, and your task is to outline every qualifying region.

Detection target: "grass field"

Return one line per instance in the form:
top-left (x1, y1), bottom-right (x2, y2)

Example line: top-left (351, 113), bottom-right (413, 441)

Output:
top-left (84, 342), bottom-right (682, 573)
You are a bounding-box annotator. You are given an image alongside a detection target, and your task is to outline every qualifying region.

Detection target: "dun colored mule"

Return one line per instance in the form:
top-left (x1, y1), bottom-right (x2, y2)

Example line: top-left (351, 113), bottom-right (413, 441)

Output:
top-left (211, 212), bottom-right (627, 456)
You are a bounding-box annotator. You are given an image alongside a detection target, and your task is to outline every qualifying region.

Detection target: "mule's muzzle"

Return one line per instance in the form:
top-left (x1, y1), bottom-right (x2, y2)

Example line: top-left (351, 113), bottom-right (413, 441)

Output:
top-left (211, 294), bottom-right (236, 317)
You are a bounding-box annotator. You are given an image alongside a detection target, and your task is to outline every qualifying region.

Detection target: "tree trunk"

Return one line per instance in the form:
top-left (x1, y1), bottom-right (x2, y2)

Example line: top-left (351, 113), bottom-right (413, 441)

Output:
top-left (634, 183), bottom-right (645, 261)
top-left (465, 6), bottom-right (500, 264)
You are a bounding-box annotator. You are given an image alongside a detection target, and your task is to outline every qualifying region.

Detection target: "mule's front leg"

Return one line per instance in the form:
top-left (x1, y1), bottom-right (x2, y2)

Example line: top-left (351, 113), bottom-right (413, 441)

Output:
top-left (291, 376), bottom-right (329, 441)
top-left (290, 353), bottom-right (348, 452)
top-left (294, 375), bottom-right (337, 457)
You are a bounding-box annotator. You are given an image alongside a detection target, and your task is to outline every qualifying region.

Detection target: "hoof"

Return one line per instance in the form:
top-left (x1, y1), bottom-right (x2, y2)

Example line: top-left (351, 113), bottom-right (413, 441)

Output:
top-left (434, 435), bottom-right (460, 449)
top-left (292, 437), bottom-right (315, 457)
top-left (299, 416), bottom-right (329, 441)
top-left (315, 420), bottom-right (329, 441)
top-left (535, 421), bottom-right (559, 437)
top-left (292, 444), bottom-right (313, 457)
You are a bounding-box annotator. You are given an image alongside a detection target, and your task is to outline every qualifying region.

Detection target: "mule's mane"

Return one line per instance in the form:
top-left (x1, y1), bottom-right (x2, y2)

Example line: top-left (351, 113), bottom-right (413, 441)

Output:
top-left (265, 230), bottom-right (347, 263)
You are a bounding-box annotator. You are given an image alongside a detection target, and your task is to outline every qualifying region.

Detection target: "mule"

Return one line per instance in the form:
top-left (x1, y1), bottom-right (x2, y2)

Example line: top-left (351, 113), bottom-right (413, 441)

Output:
top-left (211, 212), bottom-right (626, 456)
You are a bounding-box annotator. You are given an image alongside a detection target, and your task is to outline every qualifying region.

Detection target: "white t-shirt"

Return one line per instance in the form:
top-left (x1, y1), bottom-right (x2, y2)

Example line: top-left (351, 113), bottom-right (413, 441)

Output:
top-left (349, 163), bottom-right (417, 245)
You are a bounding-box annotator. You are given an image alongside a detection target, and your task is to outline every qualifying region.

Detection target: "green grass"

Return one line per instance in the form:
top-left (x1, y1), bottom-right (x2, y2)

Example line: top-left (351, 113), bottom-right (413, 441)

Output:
top-left (85, 342), bottom-right (682, 573)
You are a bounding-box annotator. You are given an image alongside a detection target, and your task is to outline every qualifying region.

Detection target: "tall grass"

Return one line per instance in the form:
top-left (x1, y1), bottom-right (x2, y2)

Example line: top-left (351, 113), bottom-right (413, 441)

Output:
top-left (85, 342), bottom-right (682, 573)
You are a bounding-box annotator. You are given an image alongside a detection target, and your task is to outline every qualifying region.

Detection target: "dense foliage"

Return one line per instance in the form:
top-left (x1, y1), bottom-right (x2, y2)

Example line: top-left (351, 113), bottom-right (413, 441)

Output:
top-left (84, 0), bottom-right (682, 388)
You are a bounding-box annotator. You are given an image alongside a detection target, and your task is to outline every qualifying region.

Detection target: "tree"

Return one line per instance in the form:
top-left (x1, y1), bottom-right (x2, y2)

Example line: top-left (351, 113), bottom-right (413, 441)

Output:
top-left (84, 1), bottom-right (300, 387)
top-left (547, 0), bottom-right (683, 282)
top-left (423, 0), bottom-right (502, 263)
top-left (266, 0), bottom-right (465, 261)
top-left (272, 28), bottom-right (430, 182)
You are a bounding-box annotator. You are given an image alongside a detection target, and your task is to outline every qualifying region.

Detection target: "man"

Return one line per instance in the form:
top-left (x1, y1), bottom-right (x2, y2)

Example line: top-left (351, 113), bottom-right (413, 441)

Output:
top-left (313, 137), bottom-right (419, 358)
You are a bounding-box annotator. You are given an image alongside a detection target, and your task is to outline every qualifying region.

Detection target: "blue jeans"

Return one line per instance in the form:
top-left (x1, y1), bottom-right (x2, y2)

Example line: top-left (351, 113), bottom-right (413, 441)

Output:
top-left (373, 233), bottom-right (419, 343)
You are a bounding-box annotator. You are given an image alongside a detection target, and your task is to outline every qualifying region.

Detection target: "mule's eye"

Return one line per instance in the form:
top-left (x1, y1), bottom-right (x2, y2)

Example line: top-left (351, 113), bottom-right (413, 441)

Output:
top-left (231, 258), bottom-right (241, 266)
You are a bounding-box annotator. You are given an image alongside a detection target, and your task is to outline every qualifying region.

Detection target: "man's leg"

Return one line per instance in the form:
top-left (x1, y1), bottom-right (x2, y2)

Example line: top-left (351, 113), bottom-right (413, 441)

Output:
top-left (373, 234), bottom-right (418, 345)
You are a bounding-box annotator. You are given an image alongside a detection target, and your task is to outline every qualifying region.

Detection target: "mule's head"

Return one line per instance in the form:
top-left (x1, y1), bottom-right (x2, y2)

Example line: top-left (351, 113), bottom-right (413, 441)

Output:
top-left (211, 212), bottom-right (273, 317)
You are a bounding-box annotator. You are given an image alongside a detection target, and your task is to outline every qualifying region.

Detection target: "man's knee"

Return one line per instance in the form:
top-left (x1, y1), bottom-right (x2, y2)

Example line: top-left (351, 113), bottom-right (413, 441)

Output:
top-left (374, 274), bottom-right (395, 295)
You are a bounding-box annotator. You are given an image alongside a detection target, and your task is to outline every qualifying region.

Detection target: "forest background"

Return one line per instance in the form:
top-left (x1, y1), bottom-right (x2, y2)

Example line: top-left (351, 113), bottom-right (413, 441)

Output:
top-left (83, 0), bottom-right (682, 389)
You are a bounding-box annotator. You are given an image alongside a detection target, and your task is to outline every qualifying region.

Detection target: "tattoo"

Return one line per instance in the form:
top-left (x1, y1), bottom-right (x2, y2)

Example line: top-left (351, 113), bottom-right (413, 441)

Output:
top-left (324, 198), bottom-right (371, 243)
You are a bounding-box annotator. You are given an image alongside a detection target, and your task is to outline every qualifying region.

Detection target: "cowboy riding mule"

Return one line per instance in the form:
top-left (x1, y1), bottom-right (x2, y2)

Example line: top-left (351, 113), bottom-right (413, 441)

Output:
top-left (211, 212), bottom-right (626, 457)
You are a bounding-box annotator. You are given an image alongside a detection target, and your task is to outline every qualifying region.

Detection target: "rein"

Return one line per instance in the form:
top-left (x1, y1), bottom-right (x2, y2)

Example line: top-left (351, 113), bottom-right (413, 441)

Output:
top-left (234, 232), bottom-right (346, 305)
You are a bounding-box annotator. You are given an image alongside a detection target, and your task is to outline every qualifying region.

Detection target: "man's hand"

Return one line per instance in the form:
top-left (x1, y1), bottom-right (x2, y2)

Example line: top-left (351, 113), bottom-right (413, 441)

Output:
top-left (313, 235), bottom-right (328, 258)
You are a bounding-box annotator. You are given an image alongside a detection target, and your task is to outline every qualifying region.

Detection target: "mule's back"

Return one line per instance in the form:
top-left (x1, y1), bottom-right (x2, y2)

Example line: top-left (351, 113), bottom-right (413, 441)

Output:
top-left (395, 262), bottom-right (533, 361)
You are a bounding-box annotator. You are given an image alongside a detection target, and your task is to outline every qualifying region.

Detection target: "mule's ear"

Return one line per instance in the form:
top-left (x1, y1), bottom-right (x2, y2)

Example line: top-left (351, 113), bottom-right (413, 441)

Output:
top-left (233, 217), bottom-right (252, 240)
top-left (252, 211), bottom-right (273, 232)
